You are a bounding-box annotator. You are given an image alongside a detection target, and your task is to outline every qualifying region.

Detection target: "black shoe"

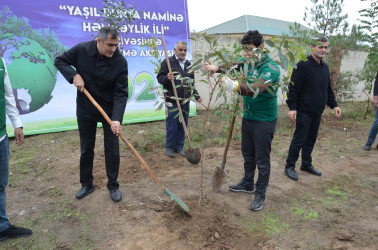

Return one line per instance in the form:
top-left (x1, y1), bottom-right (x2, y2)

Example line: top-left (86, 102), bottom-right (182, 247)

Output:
top-left (110, 189), bottom-right (122, 202)
top-left (229, 180), bottom-right (255, 193)
top-left (166, 150), bottom-right (174, 158)
top-left (376, 144), bottom-right (378, 150)
top-left (0, 225), bottom-right (32, 241)
top-left (285, 167), bottom-right (298, 181)
top-left (75, 185), bottom-right (95, 199)
top-left (250, 194), bottom-right (265, 211)
top-left (300, 165), bottom-right (321, 176)
top-left (364, 143), bottom-right (372, 151)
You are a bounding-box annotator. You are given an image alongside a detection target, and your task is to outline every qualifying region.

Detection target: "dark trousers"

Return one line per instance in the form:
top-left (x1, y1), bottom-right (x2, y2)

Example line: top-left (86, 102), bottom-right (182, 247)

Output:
top-left (286, 112), bottom-right (322, 169)
top-left (241, 117), bottom-right (277, 197)
top-left (78, 117), bottom-right (120, 190)
top-left (165, 102), bottom-right (189, 151)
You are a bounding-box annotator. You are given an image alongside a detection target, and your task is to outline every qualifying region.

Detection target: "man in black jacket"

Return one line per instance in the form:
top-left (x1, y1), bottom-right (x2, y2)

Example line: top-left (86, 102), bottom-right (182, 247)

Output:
top-left (157, 41), bottom-right (202, 158)
top-left (285, 35), bottom-right (341, 181)
top-left (54, 26), bottom-right (128, 202)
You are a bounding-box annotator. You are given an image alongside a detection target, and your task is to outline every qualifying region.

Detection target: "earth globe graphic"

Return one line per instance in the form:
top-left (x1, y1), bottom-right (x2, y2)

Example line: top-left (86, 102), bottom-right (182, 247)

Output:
top-left (1, 34), bottom-right (57, 114)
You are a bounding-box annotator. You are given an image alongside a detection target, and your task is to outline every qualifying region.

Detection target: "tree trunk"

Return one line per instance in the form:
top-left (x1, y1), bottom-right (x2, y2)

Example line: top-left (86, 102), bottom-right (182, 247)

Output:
top-left (329, 46), bottom-right (343, 98)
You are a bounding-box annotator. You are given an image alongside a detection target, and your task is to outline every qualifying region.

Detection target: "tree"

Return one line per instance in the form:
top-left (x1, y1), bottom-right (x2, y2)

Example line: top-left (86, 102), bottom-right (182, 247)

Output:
top-left (303, 0), bottom-right (359, 97)
top-left (97, 0), bottom-right (140, 50)
top-left (358, 0), bottom-right (378, 91)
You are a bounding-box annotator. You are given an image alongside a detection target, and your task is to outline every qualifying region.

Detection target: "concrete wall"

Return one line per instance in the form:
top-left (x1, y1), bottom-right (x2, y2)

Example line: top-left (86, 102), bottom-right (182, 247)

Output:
top-left (190, 32), bottom-right (369, 109)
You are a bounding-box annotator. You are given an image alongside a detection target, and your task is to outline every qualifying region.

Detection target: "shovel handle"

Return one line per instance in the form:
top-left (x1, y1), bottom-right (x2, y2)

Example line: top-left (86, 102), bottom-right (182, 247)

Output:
top-left (83, 88), bottom-right (165, 191)
top-left (365, 90), bottom-right (378, 110)
top-left (161, 35), bottom-right (192, 149)
top-left (222, 114), bottom-right (236, 163)
top-left (221, 100), bottom-right (240, 165)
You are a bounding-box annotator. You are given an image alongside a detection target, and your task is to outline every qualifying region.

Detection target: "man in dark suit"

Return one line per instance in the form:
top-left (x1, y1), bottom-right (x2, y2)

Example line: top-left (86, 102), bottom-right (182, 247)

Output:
top-left (54, 26), bottom-right (128, 202)
top-left (157, 41), bottom-right (202, 158)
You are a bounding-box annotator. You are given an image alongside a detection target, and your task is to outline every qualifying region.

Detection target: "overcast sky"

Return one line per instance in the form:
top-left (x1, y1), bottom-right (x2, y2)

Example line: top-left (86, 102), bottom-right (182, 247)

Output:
top-left (187, 0), bottom-right (371, 32)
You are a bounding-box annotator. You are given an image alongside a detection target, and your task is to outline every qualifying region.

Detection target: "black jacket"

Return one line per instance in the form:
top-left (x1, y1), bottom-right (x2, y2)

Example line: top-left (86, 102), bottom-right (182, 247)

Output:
top-left (157, 56), bottom-right (200, 103)
top-left (54, 40), bottom-right (128, 122)
top-left (286, 55), bottom-right (337, 114)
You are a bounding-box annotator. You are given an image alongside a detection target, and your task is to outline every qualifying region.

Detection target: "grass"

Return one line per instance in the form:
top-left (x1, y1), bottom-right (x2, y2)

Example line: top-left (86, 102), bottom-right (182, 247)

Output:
top-left (244, 213), bottom-right (290, 236)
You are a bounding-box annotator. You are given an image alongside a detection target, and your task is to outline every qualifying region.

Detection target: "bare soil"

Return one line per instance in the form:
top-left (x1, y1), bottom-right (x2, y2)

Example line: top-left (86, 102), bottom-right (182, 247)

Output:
top-left (1, 102), bottom-right (377, 249)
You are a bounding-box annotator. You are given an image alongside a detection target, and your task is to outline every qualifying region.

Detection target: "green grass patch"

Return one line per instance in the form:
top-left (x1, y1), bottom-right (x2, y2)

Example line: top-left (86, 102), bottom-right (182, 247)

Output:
top-left (244, 213), bottom-right (290, 236)
top-left (326, 185), bottom-right (348, 200)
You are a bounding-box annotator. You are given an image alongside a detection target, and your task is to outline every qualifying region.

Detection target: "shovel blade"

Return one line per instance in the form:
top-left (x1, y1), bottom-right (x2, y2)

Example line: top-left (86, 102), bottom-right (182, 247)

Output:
top-left (212, 166), bottom-right (226, 192)
top-left (164, 188), bottom-right (190, 213)
top-left (185, 148), bottom-right (201, 165)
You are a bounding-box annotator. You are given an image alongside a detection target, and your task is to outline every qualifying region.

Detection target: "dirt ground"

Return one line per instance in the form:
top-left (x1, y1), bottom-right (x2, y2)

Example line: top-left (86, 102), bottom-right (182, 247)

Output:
top-left (1, 102), bottom-right (377, 249)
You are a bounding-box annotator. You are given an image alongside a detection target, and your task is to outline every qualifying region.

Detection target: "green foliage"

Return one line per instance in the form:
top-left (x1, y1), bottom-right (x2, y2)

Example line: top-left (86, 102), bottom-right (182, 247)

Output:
top-left (335, 71), bottom-right (360, 100)
top-left (141, 36), bottom-right (162, 74)
top-left (357, 0), bottom-right (378, 90)
top-left (264, 34), bottom-right (311, 97)
top-left (304, 0), bottom-right (349, 37)
top-left (297, 0), bottom-right (367, 100)
top-left (98, 0), bottom-right (139, 35)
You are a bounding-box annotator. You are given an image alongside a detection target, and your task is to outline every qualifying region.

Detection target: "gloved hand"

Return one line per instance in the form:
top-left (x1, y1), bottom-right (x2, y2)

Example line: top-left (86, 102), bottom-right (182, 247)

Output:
top-left (222, 78), bottom-right (239, 92)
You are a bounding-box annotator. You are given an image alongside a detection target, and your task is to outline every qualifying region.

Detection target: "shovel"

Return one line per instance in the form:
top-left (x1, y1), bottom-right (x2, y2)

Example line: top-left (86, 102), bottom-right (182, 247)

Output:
top-left (161, 35), bottom-right (201, 165)
top-left (83, 88), bottom-right (190, 213)
top-left (365, 90), bottom-right (378, 113)
top-left (212, 103), bottom-right (239, 192)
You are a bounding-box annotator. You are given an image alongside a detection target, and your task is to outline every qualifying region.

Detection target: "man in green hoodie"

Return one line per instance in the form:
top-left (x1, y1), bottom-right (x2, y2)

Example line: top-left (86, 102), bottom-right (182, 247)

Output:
top-left (204, 30), bottom-right (280, 211)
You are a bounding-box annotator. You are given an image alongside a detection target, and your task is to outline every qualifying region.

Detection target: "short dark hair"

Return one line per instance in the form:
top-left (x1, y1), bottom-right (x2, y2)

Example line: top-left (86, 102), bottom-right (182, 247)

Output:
top-left (241, 30), bottom-right (264, 47)
top-left (98, 26), bottom-right (119, 42)
top-left (311, 34), bottom-right (328, 46)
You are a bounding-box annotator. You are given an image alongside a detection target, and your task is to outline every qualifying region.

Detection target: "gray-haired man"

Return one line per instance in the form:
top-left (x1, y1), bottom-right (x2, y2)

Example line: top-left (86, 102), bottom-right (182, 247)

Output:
top-left (55, 26), bottom-right (128, 202)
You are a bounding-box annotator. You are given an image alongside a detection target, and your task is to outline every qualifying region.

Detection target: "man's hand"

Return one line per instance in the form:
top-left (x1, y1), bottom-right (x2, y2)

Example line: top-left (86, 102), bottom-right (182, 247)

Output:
top-left (202, 62), bottom-right (219, 75)
top-left (167, 73), bottom-right (174, 81)
top-left (111, 121), bottom-right (121, 135)
top-left (14, 127), bottom-right (24, 146)
top-left (73, 74), bottom-right (85, 92)
top-left (373, 96), bottom-right (378, 107)
top-left (288, 110), bottom-right (297, 122)
top-left (333, 107), bottom-right (342, 118)
top-left (197, 98), bottom-right (203, 103)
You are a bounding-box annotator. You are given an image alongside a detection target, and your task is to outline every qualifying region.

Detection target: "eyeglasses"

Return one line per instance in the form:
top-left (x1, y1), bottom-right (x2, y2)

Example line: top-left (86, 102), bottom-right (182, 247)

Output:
top-left (243, 46), bottom-right (259, 52)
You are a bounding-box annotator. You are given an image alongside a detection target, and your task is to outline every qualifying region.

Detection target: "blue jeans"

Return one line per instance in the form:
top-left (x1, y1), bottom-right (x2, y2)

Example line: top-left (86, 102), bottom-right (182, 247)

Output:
top-left (286, 112), bottom-right (322, 169)
top-left (165, 102), bottom-right (189, 152)
top-left (367, 111), bottom-right (378, 145)
top-left (241, 118), bottom-right (277, 197)
top-left (0, 135), bottom-right (10, 232)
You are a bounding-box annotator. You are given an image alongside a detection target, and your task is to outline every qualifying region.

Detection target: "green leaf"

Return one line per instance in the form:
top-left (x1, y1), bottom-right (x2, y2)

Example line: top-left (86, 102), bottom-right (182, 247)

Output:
top-left (265, 39), bottom-right (275, 47)
top-left (204, 35), bottom-right (212, 45)
top-left (221, 51), bottom-right (230, 61)
top-left (154, 102), bottom-right (164, 111)
top-left (266, 87), bottom-right (274, 96)
top-left (243, 63), bottom-right (249, 77)
top-left (278, 50), bottom-right (289, 71)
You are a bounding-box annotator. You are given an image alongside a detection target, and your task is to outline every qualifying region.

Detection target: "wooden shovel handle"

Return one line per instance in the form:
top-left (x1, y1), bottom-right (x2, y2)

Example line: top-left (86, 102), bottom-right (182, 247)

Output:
top-left (222, 114), bottom-right (236, 162)
top-left (365, 90), bottom-right (378, 110)
top-left (160, 35), bottom-right (192, 148)
top-left (83, 88), bottom-right (164, 190)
